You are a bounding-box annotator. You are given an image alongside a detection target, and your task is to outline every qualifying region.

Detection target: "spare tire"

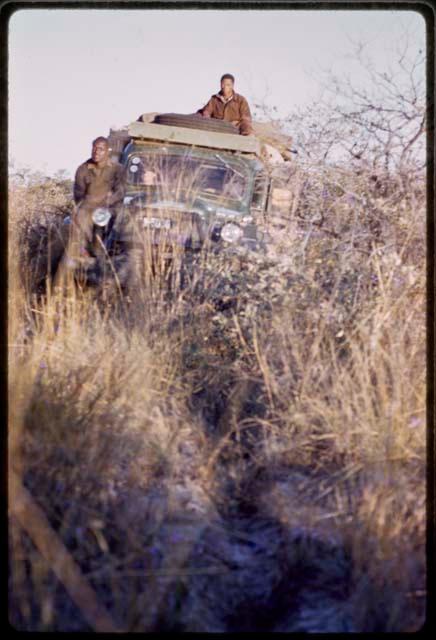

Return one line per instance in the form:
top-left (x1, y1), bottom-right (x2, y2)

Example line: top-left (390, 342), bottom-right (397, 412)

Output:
top-left (153, 113), bottom-right (239, 135)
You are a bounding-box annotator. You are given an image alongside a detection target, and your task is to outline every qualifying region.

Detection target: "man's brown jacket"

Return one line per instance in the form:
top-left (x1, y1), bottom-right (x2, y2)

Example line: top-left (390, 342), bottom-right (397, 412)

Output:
top-left (197, 92), bottom-right (253, 135)
top-left (73, 159), bottom-right (125, 210)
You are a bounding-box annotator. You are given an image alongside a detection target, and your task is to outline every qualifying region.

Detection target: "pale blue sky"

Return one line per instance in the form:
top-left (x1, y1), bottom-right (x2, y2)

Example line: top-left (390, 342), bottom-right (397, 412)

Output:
top-left (8, 8), bottom-right (425, 177)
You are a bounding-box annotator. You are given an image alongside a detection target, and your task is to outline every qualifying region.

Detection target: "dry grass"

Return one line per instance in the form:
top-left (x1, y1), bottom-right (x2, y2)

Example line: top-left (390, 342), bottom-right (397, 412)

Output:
top-left (8, 160), bottom-right (426, 631)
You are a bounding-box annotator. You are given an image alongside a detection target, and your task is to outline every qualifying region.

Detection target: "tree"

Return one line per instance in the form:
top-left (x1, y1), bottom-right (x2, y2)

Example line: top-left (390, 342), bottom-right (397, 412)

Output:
top-left (254, 31), bottom-right (426, 180)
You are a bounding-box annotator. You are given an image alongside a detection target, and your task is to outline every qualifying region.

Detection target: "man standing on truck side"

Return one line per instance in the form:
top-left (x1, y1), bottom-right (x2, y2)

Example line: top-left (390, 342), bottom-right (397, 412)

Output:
top-left (66, 136), bottom-right (126, 264)
top-left (197, 73), bottom-right (254, 136)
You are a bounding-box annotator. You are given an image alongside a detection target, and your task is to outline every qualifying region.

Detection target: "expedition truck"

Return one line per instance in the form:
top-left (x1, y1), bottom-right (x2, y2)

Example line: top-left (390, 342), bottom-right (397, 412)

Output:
top-left (53, 113), bottom-right (294, 290)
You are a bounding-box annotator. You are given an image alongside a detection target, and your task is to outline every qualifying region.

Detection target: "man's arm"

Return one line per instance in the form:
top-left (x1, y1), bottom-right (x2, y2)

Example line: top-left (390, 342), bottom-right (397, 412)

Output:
top-left (239, 96), bottom-right (253, 135)
top-left (73, 165), bottom-right (86, 205)
top-left (197, 96), bottom-right (214, 118)
top-left (107, 164), bottom-right (126, 207)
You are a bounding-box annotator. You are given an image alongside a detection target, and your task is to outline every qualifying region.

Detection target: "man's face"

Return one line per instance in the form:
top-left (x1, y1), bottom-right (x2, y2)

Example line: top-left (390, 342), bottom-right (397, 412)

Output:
top-left (221, 78), bottom-right (234, 97)
top-left (91, 141), bottom-right (109, 164)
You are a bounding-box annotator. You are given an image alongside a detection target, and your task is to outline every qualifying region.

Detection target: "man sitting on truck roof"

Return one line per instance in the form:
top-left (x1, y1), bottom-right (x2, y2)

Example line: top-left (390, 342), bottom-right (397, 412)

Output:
top-left (197, 73), bottom-right (253, 136)
top-left (66, 136), bottom-right (126, 264)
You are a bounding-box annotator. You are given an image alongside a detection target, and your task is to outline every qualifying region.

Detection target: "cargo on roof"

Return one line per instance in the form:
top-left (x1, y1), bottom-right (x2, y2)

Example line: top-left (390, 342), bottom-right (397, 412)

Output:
top-left (127, 121), bottom-right (261, 156)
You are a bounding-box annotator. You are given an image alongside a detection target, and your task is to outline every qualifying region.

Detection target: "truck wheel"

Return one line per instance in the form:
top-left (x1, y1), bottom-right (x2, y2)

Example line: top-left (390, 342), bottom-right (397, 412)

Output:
top-left (153, 113), bottom-right (239, 134)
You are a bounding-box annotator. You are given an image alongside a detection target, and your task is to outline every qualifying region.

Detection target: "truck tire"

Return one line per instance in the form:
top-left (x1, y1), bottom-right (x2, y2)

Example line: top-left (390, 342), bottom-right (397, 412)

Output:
top-left (153, 113), bottom-right (239, 135)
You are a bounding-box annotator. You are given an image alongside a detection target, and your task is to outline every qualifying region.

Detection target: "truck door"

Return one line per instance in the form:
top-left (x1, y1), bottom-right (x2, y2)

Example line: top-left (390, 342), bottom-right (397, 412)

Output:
top-left (266, 171), bottom-right (294, 233)
top-left (250, 171), bottom-right (270, 223)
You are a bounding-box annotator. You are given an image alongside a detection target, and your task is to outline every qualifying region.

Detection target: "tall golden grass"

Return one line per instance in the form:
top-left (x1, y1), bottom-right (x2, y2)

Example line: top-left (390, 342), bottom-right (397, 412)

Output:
top-left (8, 161), bottom-right (426, 631)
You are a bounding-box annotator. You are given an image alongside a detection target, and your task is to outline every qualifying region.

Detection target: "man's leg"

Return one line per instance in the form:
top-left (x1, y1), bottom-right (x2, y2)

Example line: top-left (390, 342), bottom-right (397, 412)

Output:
top-left (53, 206), bottom-right (96, 291)
top-left (65, 205), bottom-right (95, 263)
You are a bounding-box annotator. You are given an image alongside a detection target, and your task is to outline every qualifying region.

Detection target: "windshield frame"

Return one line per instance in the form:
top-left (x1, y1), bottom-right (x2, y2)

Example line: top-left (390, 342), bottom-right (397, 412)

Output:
top-left (124, 145), bottom-right (255, 209)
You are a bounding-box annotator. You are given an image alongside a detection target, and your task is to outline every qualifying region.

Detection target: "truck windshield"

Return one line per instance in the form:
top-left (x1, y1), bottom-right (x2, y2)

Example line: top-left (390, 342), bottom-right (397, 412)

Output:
top-left (126, 152), bottom-right (248, 203)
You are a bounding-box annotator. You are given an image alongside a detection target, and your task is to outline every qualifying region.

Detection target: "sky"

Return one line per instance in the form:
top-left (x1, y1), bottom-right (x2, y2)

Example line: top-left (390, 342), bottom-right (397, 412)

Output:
top-left (8, 8), bottom-right (425, 177)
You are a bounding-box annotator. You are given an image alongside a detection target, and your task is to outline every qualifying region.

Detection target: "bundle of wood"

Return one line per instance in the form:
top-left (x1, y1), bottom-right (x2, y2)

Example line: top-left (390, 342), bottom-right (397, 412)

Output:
top-left (252, 120), bottom-right (293, 162)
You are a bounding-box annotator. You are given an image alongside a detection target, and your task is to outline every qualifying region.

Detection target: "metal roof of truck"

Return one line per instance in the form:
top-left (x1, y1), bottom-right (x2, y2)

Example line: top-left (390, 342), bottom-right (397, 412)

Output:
top-left (127, 121), bottom-right (261, 156)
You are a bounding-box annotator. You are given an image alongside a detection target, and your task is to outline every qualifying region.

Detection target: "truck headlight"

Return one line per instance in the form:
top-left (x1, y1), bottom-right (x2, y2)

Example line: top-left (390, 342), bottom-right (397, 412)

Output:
top-left (221, 223), bottom-right (243, 243)
top-left (92, 208), bottom-right (112, 227)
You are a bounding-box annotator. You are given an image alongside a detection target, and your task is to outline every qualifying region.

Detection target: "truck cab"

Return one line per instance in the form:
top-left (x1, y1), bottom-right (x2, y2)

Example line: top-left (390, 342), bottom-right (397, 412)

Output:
top-left (108, 117), bottom-right (277, 252)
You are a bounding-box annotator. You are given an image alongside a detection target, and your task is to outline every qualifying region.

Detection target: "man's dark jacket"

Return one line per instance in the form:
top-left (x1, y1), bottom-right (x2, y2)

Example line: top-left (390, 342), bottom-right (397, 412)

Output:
top-left (197, 91), bottom-right (253, 135)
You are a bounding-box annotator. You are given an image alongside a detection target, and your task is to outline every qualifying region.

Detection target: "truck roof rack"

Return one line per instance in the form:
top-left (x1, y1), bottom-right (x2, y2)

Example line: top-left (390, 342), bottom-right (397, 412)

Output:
top-left (127, 121), bottom-right (261, 156)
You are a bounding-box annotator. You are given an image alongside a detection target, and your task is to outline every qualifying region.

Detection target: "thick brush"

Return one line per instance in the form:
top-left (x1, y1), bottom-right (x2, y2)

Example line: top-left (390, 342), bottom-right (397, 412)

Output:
top-left (8, 162), bottom-right (426, 632)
